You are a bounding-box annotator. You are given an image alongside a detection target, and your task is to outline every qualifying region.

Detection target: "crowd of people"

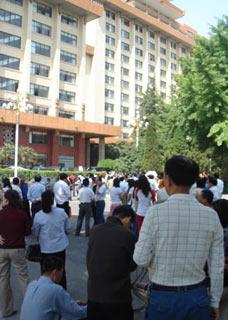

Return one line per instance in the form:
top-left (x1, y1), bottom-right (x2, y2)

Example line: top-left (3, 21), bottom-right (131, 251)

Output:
top-left (0, 156), bottom-right (227, 320)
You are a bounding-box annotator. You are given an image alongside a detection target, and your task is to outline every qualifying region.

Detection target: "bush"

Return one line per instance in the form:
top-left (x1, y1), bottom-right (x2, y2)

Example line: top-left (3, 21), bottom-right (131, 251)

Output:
top-left (97, 159), bottom-right (116, 170)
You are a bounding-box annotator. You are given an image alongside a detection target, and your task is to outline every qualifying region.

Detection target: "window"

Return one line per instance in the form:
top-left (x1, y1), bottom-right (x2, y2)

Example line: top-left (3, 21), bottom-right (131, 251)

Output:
top-left (135, 48), bottom-right (143, 57)
top-left (121, 120), bottom-right (129, 128)
top-left (106, 35), bottom-right (115, 46)
top-left (104, 116), bottom-right (114, 125)
top-left (160, 80), bottom-right (166, 89)
top-left (122, 133), bottom-right (129, 139)
top-left (148, 42), bottom-right (155, 50)
top-left (121, 30), bottom-right (130, 39)
top-left (106, 10), bottom-right (115, 20)
top-left (0, 54), bottom-right (20, 70)
top-left (161, 92), bottom-right (166, 99)
top-left (171, 52), bottom-right (177, 60)
top-left (148, 77), bottom-right (155, 85)
top-left (105, 75), bottom-right (114, 85)
top-left (58, 156), bottom-right (74, 170)
top-left (121, 93), bottom-right (129, 102)
top-left (0, 9), bottom-right (22, 27)
top-left (58, 110), bottom-right (75, 119)
top-left (105, 89), bottom-right (114, 98)
top-left (181, 47), bottom-right (186, 54)
top-left (171, 41), bottom-right (177, 49)
top-left (31, 41), bottom-right (50, 57)
top-left (121, 67), bottom-right (129, 76)
top-left (30, 83), bottom-right (49, 97)
top-left (160, 36), bottom-right (167, 44)
top-left (121, 17), bottom-right (129, 27)
top-left (135, 84), bottom-right (142, 93)
top-left (59, 90), bottom-right (75, 103)
top-left (148, 53), bottom-right (155, 62)
top-left (0, 31), bottom-right (21, 48)
top-left (6, 0), bottom-right (23, 5)
top-left (135, 60), bottom-right (143, 69)
top-left (160, 70), bottom-right (166, 77)
top-left (31, 62), bottom-right (49, 77)
top-left (105, 102), bottom-right (114, 112)
top-left (121, 42), bottom-right (130, 51)
top-left (0, 77), bottom-right (18, 92)
top-left (160, 58), bottom-right (167, 67)
top-left (33, 1), bottom-right (52, 17)
top-left (135, 24), bottom-right (143, 33)
top-left (30, 132), bottom-right (48, 144)
top-left (61, 31), bottom-right (77, 46)
top-left (121, 55), bottom-right (129, 64)
top-left (135, 36), bottom-right (143, 45)
top-left (122, 106), bottom-right (129, 115)
top-left (148, 31), bottom-right (155, 38)
top-left (135, 72), bottom-right (142, 81)
top-left (121, 80), bottom-right (129, 89)
top-left (60, 70), bottom-right (76, 83)
top-left (105, 62), bottom-right (114, 71)
top-left (36, 154), bottom-right (48, 167)
top-left (171, 63), bottom-right (177, 71)
top-left (59, 135), bottom-right (74, 147)
top-left (171, 73), bottom-right (175, 81)
top-left (105, 48), bottom-right (115, 58)
top-left (148, 65), bottom-right (155, 73)
top-left (60, 50), bottom-right (77, 64)
top-left (33, 106), bottom-right (48, 115)
top-left (160, 47), bottom-right (166, 55)
top-left (61, 14), bottom-right (77, 27)
top-left (135, 96), bottom-right (141, 105)
top-left (32, 20), bottom-right (51, 36)
top-left (106, 23), bottom-right (115, 33)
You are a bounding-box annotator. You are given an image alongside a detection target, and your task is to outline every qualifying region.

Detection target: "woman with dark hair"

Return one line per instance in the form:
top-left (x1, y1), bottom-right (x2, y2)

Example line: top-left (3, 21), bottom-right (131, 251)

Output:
top-left (0, 190), bottom-right (31, 318)
top-left (32, 190), bottom-right (70, 289)
top-left (135, 175), bottom-right (156, 232)
top-left (109, 178), bottom-right (124, 215)
top-left (2, 177), bottom-right (12, 193)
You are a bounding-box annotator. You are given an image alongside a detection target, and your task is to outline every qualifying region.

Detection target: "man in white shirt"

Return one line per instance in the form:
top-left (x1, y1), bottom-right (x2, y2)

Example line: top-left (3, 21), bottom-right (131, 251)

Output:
top-left (134, 156), bottom-right (224, 320)
top-left (208, 176), bottom-right (220, 201)
top-left (75, 178), bottom-right (94, 237)
top-left (214, 173), bottom-right (224, 199)
top-left (53, 173), bottom-right (71, 217)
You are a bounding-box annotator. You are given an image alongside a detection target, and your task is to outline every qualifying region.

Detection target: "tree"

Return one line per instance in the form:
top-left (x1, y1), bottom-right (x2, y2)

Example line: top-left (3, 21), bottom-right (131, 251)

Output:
top-left (0, 144), bottom-right (37, 167)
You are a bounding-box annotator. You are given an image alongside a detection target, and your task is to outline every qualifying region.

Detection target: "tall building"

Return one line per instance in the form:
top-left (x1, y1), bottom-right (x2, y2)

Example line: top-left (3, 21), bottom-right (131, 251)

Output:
top-left (0, 0), bottom-right (196, 168)
top-left (86, 0), bottom-right (196, 138)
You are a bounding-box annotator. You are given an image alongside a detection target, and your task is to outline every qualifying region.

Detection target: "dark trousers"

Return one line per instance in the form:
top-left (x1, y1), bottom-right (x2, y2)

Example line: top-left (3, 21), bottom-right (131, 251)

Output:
top-left (95, 200), bottom-right (105, 224)
top-left (57, 201), bottom-right (70, 216)
top-left (41, 250), bottom-right (67, 289)
top-left (75, 203), bottom-right (92, 236)
top-left (23, 200), bottom-right (31, 220)
top-left (31, 201), bottom-right (42, 221)
top-left (87, 301), bottom-right (134, 320)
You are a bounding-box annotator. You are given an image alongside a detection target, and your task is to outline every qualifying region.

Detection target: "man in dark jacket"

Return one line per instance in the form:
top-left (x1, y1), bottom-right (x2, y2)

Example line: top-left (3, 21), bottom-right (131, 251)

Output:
top-left (87, 205), bottom-right (137, 320)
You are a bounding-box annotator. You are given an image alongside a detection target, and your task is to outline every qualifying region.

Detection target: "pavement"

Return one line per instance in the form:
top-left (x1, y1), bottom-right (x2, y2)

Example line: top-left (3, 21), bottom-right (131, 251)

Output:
top-left (1, 196), bottom-right (228, 319)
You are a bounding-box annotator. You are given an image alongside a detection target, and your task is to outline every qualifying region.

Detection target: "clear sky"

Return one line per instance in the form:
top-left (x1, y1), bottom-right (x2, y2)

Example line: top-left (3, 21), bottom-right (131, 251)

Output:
top-left (173, 0), bottom-right (228, 36)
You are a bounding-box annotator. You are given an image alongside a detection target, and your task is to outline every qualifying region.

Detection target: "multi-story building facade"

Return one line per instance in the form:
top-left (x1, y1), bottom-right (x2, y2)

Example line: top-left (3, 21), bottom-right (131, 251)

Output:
top-left (86, 0), bottom-right (196, 138)
top-left (0, 0), bottom-right (196, 168)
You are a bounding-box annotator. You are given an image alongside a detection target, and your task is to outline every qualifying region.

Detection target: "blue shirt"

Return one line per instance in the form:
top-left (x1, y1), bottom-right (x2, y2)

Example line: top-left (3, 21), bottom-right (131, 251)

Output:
top-left (27, 182), bottom-right (45, 202)
top-left (20, 276), bottom-right (87, 320)
top-left (32, 207), bottom-right (70, 253)
top-left (20, 182), bottom-right (28, 201)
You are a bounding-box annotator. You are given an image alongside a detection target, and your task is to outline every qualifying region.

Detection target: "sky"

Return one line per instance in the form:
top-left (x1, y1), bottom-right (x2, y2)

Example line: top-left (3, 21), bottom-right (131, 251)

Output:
top-left (172, 0), bottom-right (228, 36)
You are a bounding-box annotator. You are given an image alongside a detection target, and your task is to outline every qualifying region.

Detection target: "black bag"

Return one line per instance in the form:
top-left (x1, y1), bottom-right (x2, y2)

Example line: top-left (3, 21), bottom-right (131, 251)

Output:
top-left (26, 244), bottom-right (42, 262)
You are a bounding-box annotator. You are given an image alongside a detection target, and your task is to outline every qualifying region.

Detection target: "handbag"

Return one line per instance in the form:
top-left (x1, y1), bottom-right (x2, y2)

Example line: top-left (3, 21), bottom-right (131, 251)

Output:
top-left (26, 243), bottom-right (42, 262)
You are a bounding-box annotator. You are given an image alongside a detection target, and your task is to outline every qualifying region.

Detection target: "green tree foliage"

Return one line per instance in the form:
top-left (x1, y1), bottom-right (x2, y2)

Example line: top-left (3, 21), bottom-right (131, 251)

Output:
top-left (0, 144), bottom-right (37, 167)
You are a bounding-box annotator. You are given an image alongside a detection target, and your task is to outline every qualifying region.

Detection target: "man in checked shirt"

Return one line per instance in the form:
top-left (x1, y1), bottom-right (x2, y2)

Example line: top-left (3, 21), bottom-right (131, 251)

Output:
top-left (134, 156), bottom-right (224, 320)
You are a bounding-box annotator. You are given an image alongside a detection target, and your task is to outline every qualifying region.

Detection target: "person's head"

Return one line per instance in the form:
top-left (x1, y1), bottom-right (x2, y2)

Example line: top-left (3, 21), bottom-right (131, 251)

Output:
top-left (164, 156), bottom-right (199, 195)
top-left (41, 190), bottom-right (54, 213)
top-left (208, 176), bottom-right (217, 187)
top-left (196, 177), bottom-right (206, 189)
top-left (19, 175), bottom-right (26, 183)
top-left (34, 175), bottom-right (42, 182)
top-left (119, 176), bottom-right (124, 182)
top-left (13, 177), bottom-right (20, 185)
top-left (127, 179), bottom-right (135, 189)
top-left (83, 178), bottom-right (89, 187)
top-left (138, 175), bottom-right (150, 197)
top-left (147, 174), bottom-right (154, 180)
top-left (113, 177), bottom-right (120, 188)
top-left (213, 199), bottom-right (228, 228)
top-left (59, 173), bottom-right (68, 181)
top-left (2, 177), bottom-right (11, 189)
top-left (113, 205), bottom-right (135, 228)
top-left (214, 173), bottom-right (219, 179)
top-left (3, 189), bottom-right (22, 209)
top-left (197, 190), bottom-right (214, 207)
top-left (42, 256), bottom-right (64, 284)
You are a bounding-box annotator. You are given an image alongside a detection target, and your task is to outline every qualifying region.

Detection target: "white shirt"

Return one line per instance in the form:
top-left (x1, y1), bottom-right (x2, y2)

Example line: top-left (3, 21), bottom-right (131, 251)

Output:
top-left (95, 184), bottom-right (107, 202)
top-left (134, 194), bottom-right (224, 308)
top-left (53, 180), bottom-right (71, 205)
top-left (32, 207), bottom-right (70, 253)
top-left (120, 180), bottom-right (128, 192)
top-left (217, 178), bottom-right (224, 198)
top-left (12, 185), bottom-right (23, 199)
top-left (136, 189), bottom-right (153, 216)
top-left (148, 179), bottom-right (159, 191)
top-left (110, 187), bottom-right (122, 204)
top-left (27, 182), bottom-right (45, 202)
top-left (209, 186), bottom-right (219, 201)
top-left (156, 187), bottom-right (169, 204)
top-left (127, 187), bottom-right (134, 206)
top-left (79, 187), bottom-right (94, 203)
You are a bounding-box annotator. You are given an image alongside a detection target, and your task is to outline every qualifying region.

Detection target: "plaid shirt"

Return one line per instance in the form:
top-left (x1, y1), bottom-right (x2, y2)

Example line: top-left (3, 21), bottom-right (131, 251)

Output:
top-left (134, 193), bottom-right (224, 308)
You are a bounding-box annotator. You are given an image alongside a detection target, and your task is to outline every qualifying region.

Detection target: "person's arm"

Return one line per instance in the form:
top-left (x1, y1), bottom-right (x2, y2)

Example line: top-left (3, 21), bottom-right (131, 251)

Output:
top-left (133, 207), bottom-right (156, 267)
top-left (55, 287), bottom-right (87, 320)
top-left (127, 233), bottom-right (137, 272)
top-left (207, 217), bottom-right (224, 310)
top-left (64, 215), bottom-right (71, 234)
